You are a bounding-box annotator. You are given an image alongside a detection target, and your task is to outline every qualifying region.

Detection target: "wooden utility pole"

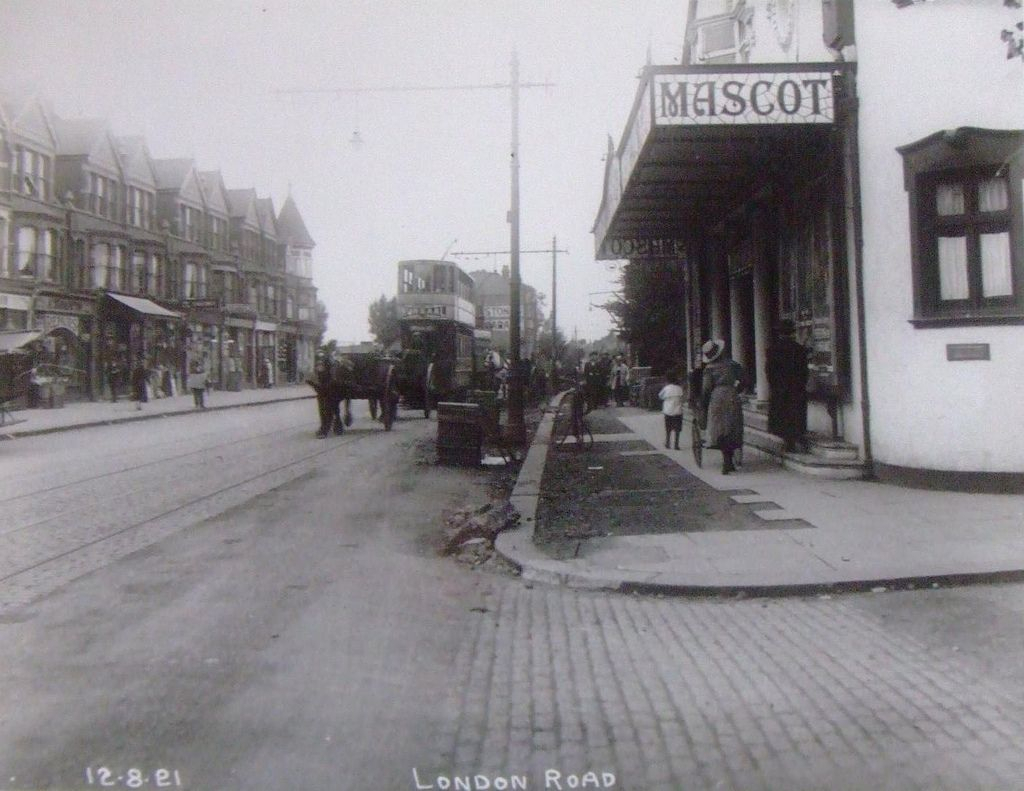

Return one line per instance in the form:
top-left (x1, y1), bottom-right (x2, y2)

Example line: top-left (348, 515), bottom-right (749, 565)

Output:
top-left (274, 54), bottom-right (553, 445)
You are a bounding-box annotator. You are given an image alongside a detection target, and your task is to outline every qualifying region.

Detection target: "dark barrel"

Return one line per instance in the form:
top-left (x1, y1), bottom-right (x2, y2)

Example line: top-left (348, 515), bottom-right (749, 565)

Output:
top-left (436, 402), bottom-right (482, 466)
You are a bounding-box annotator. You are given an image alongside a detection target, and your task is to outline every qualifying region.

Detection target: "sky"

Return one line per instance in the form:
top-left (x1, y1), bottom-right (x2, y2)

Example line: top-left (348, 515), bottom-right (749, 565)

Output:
top-left (0, 0), bottom-right (688, 344)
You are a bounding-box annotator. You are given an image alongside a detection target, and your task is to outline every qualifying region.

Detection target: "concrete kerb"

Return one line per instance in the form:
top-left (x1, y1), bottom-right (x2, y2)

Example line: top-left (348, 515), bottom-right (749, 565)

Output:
top-left (496, 396), bottom-right (1024, 598)
top-left (497, 391), bottom-right (625, 591)
top-left (0, 392), bottom-right (315, 441)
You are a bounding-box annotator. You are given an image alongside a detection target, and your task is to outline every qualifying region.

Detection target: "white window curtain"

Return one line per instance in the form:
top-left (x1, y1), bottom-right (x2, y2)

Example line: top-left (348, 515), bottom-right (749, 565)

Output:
top-left (133, 251), bottom-right (147, 293)
top-left (979, 178), bottom-right (1009, 212)
top-left (935, 183), bottom-right (965, 215)
top-left (184, 261), bottom-right (196, 298)
top-left (937, 235), bottom-right (969, 300)
top-left (41, 229), bottom-right (55, 281)
top-left (17, 226), bottom-right (36, 277)
top-left (111, 245), bottom-right (125, 290)
top-left (980, 232), bottom-right (1013, 297)
top-left (91, 243), bottom-right (109, 288)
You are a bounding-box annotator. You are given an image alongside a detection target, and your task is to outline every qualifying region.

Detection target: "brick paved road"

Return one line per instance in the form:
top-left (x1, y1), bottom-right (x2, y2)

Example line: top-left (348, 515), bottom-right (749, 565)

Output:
top-left (422, 583), bottom-right (1024, 791)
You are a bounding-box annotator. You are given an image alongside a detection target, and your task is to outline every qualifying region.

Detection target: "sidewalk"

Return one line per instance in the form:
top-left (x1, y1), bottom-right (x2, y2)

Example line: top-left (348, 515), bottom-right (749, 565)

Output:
top-left (497, 400), bottom-right (1024, 595)
top-left (0, 384), bottom-right (314, 440)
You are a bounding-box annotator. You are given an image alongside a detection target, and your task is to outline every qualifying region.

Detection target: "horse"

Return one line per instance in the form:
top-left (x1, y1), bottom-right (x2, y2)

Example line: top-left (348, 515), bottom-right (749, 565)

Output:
top-left (307, 356), bottom-right (350, 437)
top-left (307, 354), bottom-right (397, 437)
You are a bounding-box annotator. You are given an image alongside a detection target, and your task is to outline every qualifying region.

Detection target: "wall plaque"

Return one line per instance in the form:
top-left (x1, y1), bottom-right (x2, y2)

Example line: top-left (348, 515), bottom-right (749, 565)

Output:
top-left (946, 343), bottom-right (990, 361)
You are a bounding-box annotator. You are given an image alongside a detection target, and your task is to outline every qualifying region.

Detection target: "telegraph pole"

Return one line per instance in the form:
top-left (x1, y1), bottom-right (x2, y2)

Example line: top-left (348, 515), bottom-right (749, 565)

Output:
top-left (507, 51), bottom-right (524, 442)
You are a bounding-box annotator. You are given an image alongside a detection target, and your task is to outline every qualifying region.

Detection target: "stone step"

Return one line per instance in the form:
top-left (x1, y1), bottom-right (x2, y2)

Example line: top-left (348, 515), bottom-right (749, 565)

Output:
top-left (740, 422), bottom-right (867, 481)
top-left (743, 408), bottom-right (770, 432)
top-left (805, 433), bottom-right (860, 461)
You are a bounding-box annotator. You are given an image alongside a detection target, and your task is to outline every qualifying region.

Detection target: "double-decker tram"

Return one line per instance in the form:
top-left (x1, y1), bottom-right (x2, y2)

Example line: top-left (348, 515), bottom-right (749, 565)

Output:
top-left (395, 259), bottom-right (477, 415)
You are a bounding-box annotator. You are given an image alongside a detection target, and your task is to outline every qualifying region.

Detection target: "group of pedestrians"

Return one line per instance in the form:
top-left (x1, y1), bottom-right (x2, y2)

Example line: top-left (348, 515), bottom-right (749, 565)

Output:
top-left (581, 351), bottom-right (630, 411)
top-left (106, 358), bottom-right (211, 410)
top-left (658, 320), bottom-right (810, 475)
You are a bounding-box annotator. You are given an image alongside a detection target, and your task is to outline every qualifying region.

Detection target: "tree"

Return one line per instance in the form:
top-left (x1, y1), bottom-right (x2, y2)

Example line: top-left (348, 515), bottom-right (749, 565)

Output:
top-left (368, 294), bottom-right (401, 351)
top-left (605, 260), bottom-right (688, 376)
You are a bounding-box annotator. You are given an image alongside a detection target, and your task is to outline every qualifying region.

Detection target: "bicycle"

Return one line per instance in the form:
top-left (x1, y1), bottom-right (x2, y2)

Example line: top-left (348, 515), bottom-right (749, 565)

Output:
top-left (553, 387), bottom-right (594, 451)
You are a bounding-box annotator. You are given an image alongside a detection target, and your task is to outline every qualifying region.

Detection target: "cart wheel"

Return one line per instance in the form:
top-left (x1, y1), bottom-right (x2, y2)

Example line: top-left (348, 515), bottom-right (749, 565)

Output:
top-left (691, 419), bottom-right (703, 468)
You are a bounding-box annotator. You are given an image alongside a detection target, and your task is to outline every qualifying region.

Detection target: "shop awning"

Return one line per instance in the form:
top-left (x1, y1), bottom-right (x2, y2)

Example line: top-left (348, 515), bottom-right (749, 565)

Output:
top-left (0, 331), bottom-right (42, 353)
top-left (594, 63), bottom-right (851, 259)
top-left (107, 293), bottom-right (182, 319)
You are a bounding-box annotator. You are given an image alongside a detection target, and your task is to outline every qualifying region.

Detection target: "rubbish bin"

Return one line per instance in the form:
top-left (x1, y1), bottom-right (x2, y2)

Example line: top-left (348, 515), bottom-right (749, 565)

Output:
top-left (436, 402), bottom-right (482, 466)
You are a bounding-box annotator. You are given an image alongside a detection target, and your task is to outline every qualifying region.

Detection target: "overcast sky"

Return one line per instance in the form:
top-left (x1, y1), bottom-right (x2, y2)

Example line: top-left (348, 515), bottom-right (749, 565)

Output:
top-left (0, 0), bottom-right (687, 344)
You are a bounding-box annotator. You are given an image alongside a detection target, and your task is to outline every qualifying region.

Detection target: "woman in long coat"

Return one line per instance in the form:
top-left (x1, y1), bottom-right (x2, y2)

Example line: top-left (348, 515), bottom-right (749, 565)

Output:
top-left (700, 339), bottom-right (745, 474)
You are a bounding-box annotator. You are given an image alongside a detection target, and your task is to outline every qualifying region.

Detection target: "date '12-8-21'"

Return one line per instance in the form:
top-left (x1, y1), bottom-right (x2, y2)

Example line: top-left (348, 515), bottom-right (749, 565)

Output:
top-left (84, 767), bottom-right (183, 787)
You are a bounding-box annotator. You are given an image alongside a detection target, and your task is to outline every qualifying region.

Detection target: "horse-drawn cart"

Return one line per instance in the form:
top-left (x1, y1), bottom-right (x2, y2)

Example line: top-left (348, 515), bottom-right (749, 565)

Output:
top-left (308, 352), bottom-right (399, 437)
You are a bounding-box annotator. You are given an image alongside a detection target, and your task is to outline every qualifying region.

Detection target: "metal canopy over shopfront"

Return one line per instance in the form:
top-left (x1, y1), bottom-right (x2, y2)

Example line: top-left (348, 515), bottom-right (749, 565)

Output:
top-left (594, 63), bottom-right (852, 260)
top-left (106, 293), bottom-right (182, 320)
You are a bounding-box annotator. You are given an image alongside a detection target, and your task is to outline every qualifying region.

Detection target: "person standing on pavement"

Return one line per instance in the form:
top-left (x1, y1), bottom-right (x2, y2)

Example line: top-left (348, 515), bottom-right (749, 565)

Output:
top-left (131, 361), bottom-right (149, 411)
top-left (658, 371), bottom-right (685, 450)
top-left (107, 357), bottom-right (122, 403)
top-left (187, 358), bottom-right (208, 409)
top-left (610, 355), bottom-right (630, 407)
top-left (701, 339), bottom-right (746, 475)
top-left (766, 319), bottom-right (810, 452)
top-left (582, 351), bottom-right (602, 412)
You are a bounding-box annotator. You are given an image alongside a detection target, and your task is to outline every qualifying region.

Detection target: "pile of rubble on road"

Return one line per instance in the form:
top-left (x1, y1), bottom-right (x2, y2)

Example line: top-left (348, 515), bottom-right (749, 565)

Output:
top-left (442, 501), bottom-right (520, 571)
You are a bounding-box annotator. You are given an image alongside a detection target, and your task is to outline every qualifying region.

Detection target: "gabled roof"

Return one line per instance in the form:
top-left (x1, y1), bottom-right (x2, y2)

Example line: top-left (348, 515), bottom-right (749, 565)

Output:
top-left (255, 196), bottom-right (277, 237)
top-left (0, 94), bottom-right (58, 150)
top-left (152, 158), bottom-right (205, 206)
top-left (54, 117), bottom-right (107, 156)
top-left (198, 170), bottom-right (230, 216)
top-left (151, 158), bottom-right (194, 190)
top-left (54, 117), bottom-right (123, 179)
top-left (227, 188), bottom-right (260, 228)
top-left (114, 136), bottom-right (158, 190)
top-left (277, 194), bottom-right (316, 247)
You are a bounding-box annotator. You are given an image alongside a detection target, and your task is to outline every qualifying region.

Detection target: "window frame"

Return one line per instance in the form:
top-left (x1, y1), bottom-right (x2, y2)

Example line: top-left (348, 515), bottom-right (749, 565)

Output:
top-left (899, 128), bottom-right (1024, 327)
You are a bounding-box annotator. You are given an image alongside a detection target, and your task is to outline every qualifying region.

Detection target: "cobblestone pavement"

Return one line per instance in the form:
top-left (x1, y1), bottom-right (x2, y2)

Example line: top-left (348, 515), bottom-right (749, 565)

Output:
top-left (423, 582), bottom-right (1024, 791)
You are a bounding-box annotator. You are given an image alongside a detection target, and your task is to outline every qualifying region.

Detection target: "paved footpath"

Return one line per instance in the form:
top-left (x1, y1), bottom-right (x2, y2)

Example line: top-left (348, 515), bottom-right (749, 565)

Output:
top-left (499, 403), bottom-right (1024, 595)
top-left (0, 383), bottom-right (313, 439)
top-left (420, 580), bottom-right (1024, 791)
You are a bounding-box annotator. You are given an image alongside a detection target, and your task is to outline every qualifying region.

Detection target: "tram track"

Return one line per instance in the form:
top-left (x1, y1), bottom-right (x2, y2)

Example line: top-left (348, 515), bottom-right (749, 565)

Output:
top-left (0, 419), bottom-right (311, 505)
top-left (0, 418), bottom-right (418, 612)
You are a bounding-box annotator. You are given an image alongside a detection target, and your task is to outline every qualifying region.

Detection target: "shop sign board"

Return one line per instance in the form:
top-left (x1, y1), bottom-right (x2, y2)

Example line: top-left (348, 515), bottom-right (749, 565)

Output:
top-left (35, 295), bottom-right (92, 314)
top-left (402, 304), bottom-right (448, 318)
top-left (653, 71), bottom-right (835, 126)
top-left (0, 292), bottom-right (31, 311)
top-left (599, 237), bottom-right (686, 261)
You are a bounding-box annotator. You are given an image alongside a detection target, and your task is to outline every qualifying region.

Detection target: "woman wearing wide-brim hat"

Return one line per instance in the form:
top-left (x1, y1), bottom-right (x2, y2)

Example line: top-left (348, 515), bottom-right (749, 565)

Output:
top-left (700, 339), bottom-right (746, 474)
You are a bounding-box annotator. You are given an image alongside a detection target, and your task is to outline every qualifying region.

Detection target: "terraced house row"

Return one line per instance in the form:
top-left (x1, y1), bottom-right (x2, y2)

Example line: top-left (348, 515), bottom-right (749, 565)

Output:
top-left (0, 94), bottom-right (322, 403)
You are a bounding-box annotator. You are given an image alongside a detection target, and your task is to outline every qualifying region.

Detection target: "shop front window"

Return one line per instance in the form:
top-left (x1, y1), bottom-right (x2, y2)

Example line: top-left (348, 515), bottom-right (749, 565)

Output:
top-left (899, 128), bottom-right (1023, 325)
